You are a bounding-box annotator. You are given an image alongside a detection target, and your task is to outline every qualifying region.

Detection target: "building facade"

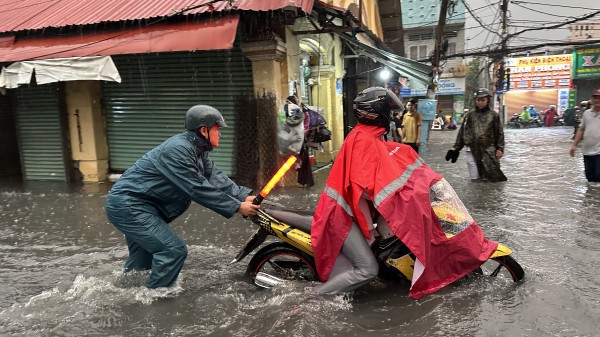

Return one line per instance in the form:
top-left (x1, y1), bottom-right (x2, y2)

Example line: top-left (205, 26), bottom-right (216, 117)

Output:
top-left (1, 0), bottom-right (425, 186)
top-left (380, 0), bottom-right (467, 121)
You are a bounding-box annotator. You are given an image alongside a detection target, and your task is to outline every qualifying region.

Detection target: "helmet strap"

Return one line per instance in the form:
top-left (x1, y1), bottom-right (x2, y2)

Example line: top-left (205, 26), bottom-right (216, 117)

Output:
top-left (197, 126), bottom-right (214, 150)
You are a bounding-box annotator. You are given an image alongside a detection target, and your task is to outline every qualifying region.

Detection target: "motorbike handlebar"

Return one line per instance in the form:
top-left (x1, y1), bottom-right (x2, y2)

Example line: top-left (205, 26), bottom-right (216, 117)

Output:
top-left (252, 194), bottom-right (264, 206)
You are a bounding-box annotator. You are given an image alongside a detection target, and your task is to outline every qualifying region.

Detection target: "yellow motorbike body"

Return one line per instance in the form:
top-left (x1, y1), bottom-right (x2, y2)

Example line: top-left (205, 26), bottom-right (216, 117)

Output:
top-left (259, 210), bottom-right (512, 281)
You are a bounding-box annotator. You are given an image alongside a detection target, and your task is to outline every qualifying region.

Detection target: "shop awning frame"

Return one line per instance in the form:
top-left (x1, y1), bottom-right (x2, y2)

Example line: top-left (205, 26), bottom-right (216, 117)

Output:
top-left (337, 32), bottom-right (432, 89)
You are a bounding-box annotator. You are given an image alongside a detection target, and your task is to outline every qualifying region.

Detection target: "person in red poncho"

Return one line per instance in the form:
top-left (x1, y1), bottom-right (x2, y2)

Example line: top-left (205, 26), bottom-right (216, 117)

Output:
top-left (311, 87), bottom-right (498, 298)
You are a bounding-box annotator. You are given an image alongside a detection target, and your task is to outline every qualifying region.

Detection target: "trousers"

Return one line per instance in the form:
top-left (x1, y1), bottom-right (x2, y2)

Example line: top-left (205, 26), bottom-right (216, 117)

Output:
top-left (314, 222), bottom-right (379, 294)
top-left (105, 193), bottom-right (188, 288)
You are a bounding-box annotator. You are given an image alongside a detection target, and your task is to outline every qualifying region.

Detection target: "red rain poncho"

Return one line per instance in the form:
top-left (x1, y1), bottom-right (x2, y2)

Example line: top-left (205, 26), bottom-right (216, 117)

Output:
top-left (311, 124), bottom-right (497, 299)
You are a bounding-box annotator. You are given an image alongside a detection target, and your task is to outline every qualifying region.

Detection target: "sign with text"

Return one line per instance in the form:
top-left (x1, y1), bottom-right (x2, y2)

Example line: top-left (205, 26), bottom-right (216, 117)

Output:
top-left (505, 54), bottom-right (572, 91)
top-left (573, 45), bottom-right (600, 79)
top-left (435, 77), bottom-right (465, 95)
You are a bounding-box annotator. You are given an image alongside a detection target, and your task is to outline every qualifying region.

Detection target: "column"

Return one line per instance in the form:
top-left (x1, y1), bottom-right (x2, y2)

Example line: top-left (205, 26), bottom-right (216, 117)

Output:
top-left (65, 81), bottom-right (109, 182)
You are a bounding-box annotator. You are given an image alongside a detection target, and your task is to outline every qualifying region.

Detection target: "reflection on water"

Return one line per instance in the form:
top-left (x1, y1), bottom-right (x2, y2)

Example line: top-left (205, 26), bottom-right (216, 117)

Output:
top-left (1, 127), bottom-right (600, 336)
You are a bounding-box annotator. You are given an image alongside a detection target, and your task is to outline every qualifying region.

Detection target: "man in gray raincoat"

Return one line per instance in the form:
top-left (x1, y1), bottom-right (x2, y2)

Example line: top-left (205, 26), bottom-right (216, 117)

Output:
top-left (446, 88), bottom-right (507, 182)
top-left (105, 105), bottom-right (259, 288)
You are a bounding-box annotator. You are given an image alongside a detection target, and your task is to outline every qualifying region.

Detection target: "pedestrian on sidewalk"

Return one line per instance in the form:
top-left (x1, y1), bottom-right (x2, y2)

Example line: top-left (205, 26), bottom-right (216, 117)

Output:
top-left (400, 98), bottom-right (423, 153)
top-left (570, 89), bottom-right (600, 182)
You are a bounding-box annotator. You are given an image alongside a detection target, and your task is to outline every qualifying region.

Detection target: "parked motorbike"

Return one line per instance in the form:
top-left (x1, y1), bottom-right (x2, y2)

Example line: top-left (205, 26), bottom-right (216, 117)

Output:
top-left (508, 113), bottom-right (521, 128)
top-left (529, 116), bottom-right (543, 127)
top-left (508, 113), bottom-right (542, 128)
top-left (232, 156), bottom-right (525, 294)
top-left (554, 115), bottom-right (565, 126)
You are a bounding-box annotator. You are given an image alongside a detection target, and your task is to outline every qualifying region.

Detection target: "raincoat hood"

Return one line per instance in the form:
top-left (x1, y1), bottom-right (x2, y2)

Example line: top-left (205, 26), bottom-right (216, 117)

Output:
top-left (187, 130), bottom-right (213, 152)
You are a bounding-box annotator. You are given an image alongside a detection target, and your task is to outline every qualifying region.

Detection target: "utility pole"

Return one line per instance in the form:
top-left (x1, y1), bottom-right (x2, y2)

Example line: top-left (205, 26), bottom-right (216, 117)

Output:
top-left (432, 0), bottom-right (449, 68)
top-left (500, 0), bottom-right (509, 54)
top-left (430, 0), bottom-right (450, 97)
top-left (395, 0), bottom-right (405, 57)
top-left (497, 0), bottom-right (509, 123)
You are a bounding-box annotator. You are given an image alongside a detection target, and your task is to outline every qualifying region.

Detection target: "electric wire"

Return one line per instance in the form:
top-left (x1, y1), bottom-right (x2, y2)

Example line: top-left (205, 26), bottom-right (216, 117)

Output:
top-left (462, 0), bottom-right (502, 38)
top-left (511, 1), bottom-right (600, 11)
top-left (511, 2), bottom-right (577, 19)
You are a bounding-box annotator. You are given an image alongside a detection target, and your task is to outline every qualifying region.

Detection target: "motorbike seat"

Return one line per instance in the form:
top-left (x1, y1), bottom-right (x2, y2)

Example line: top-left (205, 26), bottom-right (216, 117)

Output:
top-left (263, 209), bottom-right (313, 234)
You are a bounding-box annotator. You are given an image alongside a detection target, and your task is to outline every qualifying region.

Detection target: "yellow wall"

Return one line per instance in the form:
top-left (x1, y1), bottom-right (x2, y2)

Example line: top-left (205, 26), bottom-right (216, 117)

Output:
top-left (319, 0), bottom-right (384, 40)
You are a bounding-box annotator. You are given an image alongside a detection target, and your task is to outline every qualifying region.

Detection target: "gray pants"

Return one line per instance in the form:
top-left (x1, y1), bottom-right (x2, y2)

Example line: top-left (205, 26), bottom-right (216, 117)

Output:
top-left (466, 148), bottom-right (480, 180)
top-left (314, 222), bottom-right (379, 294)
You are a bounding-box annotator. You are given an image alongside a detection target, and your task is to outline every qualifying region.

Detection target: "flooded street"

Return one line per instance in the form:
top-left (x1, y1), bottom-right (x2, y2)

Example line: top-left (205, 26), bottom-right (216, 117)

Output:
top-left (1, 126), bottom-right (599, 337)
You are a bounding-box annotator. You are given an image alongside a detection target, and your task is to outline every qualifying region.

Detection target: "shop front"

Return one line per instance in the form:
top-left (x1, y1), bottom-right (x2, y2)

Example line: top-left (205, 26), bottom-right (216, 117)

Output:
top-left (572, 44), bottom-right (600, 103)
top-left (435, 77), bottom-right (465, 124)
top-left (504, 54), bottom-right (572, 120)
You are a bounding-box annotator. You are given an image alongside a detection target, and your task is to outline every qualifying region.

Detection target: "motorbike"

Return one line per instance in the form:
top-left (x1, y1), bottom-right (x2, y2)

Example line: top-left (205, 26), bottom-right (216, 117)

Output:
top-left (508, 113), bottom-right (521, 128)
top-left (554, 115), bottom-right (565, 126)
top-left (508, 113), bottom-right (542, 128)
top-left (232, 156), bottom-right (525, 293)
top-left (528, 116), bottom-right (543, 127)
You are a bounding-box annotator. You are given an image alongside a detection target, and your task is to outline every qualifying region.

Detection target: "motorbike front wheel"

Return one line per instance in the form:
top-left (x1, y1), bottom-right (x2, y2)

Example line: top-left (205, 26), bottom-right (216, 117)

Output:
top-left (246, 242), bottom-right (319, 286)
top-left (476, 255), bottom-right (525, 282)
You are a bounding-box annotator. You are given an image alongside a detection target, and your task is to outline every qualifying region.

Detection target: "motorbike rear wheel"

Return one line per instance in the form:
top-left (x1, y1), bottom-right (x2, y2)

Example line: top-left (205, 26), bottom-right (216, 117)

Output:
top-left (476, 255), bottom-right (525, 282)
top-left (246, 242), bottom-right (319, 286)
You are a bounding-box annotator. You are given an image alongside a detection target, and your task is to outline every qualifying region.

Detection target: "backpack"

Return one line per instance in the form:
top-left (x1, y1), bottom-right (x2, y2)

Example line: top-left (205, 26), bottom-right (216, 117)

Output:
top-left (304, 106), bottom-right (332, 147)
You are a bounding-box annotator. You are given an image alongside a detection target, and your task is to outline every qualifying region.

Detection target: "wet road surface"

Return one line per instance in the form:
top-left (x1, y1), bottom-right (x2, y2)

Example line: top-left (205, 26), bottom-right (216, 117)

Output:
top-left (1, 126), bottom-right (599, 336)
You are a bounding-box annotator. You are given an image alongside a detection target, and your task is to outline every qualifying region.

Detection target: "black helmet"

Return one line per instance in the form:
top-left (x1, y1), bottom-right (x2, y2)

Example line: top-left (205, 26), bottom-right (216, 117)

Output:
top-left (185, 105), bottom-right (228, 130)
top-left (353, 87), bottom-right (403, 128)
top-left (286, 95), bottom-right (299, 105)
top-left (474, 88), bottom-right (491, 98)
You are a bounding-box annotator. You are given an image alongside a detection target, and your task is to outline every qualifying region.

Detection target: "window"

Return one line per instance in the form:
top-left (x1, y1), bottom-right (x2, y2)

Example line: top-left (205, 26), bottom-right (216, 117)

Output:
top-left (419, 45), bottom-right (428, 59)
top-left (409, 45), bottom-right (428, 61)
top-left (447, 42), bottom-right (456, 59)
top-left (410, 46), bottom-right (418, 60)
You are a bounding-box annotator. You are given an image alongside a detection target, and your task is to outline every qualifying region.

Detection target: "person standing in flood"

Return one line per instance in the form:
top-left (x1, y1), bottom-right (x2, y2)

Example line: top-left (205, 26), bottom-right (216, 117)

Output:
top-left (544, 105), bottom-right (558, 127)
top-left (570, 89), bottom-right (600, 182)
top-left (446, 88), bottom-right (507, 182)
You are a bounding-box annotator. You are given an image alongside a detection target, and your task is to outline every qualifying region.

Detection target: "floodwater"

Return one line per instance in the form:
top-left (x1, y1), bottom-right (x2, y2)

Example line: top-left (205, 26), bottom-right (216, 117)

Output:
top-left (1, 126), bottom-right (599, 337)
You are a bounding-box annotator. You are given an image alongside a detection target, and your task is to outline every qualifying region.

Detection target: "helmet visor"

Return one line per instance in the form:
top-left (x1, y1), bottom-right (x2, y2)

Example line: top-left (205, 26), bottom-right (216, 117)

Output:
top-left (216, 119), bottom-right (228, 127)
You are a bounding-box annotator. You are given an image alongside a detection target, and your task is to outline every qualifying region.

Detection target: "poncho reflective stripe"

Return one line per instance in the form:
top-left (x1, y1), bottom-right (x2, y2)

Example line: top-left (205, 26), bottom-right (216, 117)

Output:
top-left (311, 123), bottom-right (498, 299)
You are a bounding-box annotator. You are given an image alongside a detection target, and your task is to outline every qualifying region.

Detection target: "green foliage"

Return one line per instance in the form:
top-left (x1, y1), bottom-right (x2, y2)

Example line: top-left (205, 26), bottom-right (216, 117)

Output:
top-left (464, 57), bottom-right (482, 111)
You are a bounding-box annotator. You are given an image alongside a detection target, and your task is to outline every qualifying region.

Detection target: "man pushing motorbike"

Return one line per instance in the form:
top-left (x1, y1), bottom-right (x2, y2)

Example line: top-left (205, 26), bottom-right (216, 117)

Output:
top-left (311, 87), bottom-right (498, 299)
top-left (105, 105), bottom-right (259, 289)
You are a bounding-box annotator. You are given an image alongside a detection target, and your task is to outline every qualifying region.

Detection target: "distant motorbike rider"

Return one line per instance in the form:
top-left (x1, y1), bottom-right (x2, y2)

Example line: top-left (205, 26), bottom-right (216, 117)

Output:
top-left (519, 105), bottom-right (530, 123)
top-left (528, 104), bottom-right (539, 118)
top-left (105, 105), bottom-right (259, 289)
top-left (447, 88), bottom-right (507, 182)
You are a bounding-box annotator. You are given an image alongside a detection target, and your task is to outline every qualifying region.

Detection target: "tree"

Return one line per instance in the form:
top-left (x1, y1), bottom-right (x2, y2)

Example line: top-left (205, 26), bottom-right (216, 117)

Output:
top-left (464, 57), bottom-right (482, 111)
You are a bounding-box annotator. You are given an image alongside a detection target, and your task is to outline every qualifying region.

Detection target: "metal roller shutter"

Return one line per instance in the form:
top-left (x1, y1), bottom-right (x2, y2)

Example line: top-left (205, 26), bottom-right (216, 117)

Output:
top-left (103, 48), bottom-right (253, 174)
top-left (14, 84), bottom-right (69, 181)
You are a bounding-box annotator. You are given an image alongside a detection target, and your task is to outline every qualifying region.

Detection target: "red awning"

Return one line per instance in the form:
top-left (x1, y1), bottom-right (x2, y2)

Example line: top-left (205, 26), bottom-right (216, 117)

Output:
top-left (0, 16), bottom-right (239, 62)
top-left (0, 0), bottom-right (314, 34)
